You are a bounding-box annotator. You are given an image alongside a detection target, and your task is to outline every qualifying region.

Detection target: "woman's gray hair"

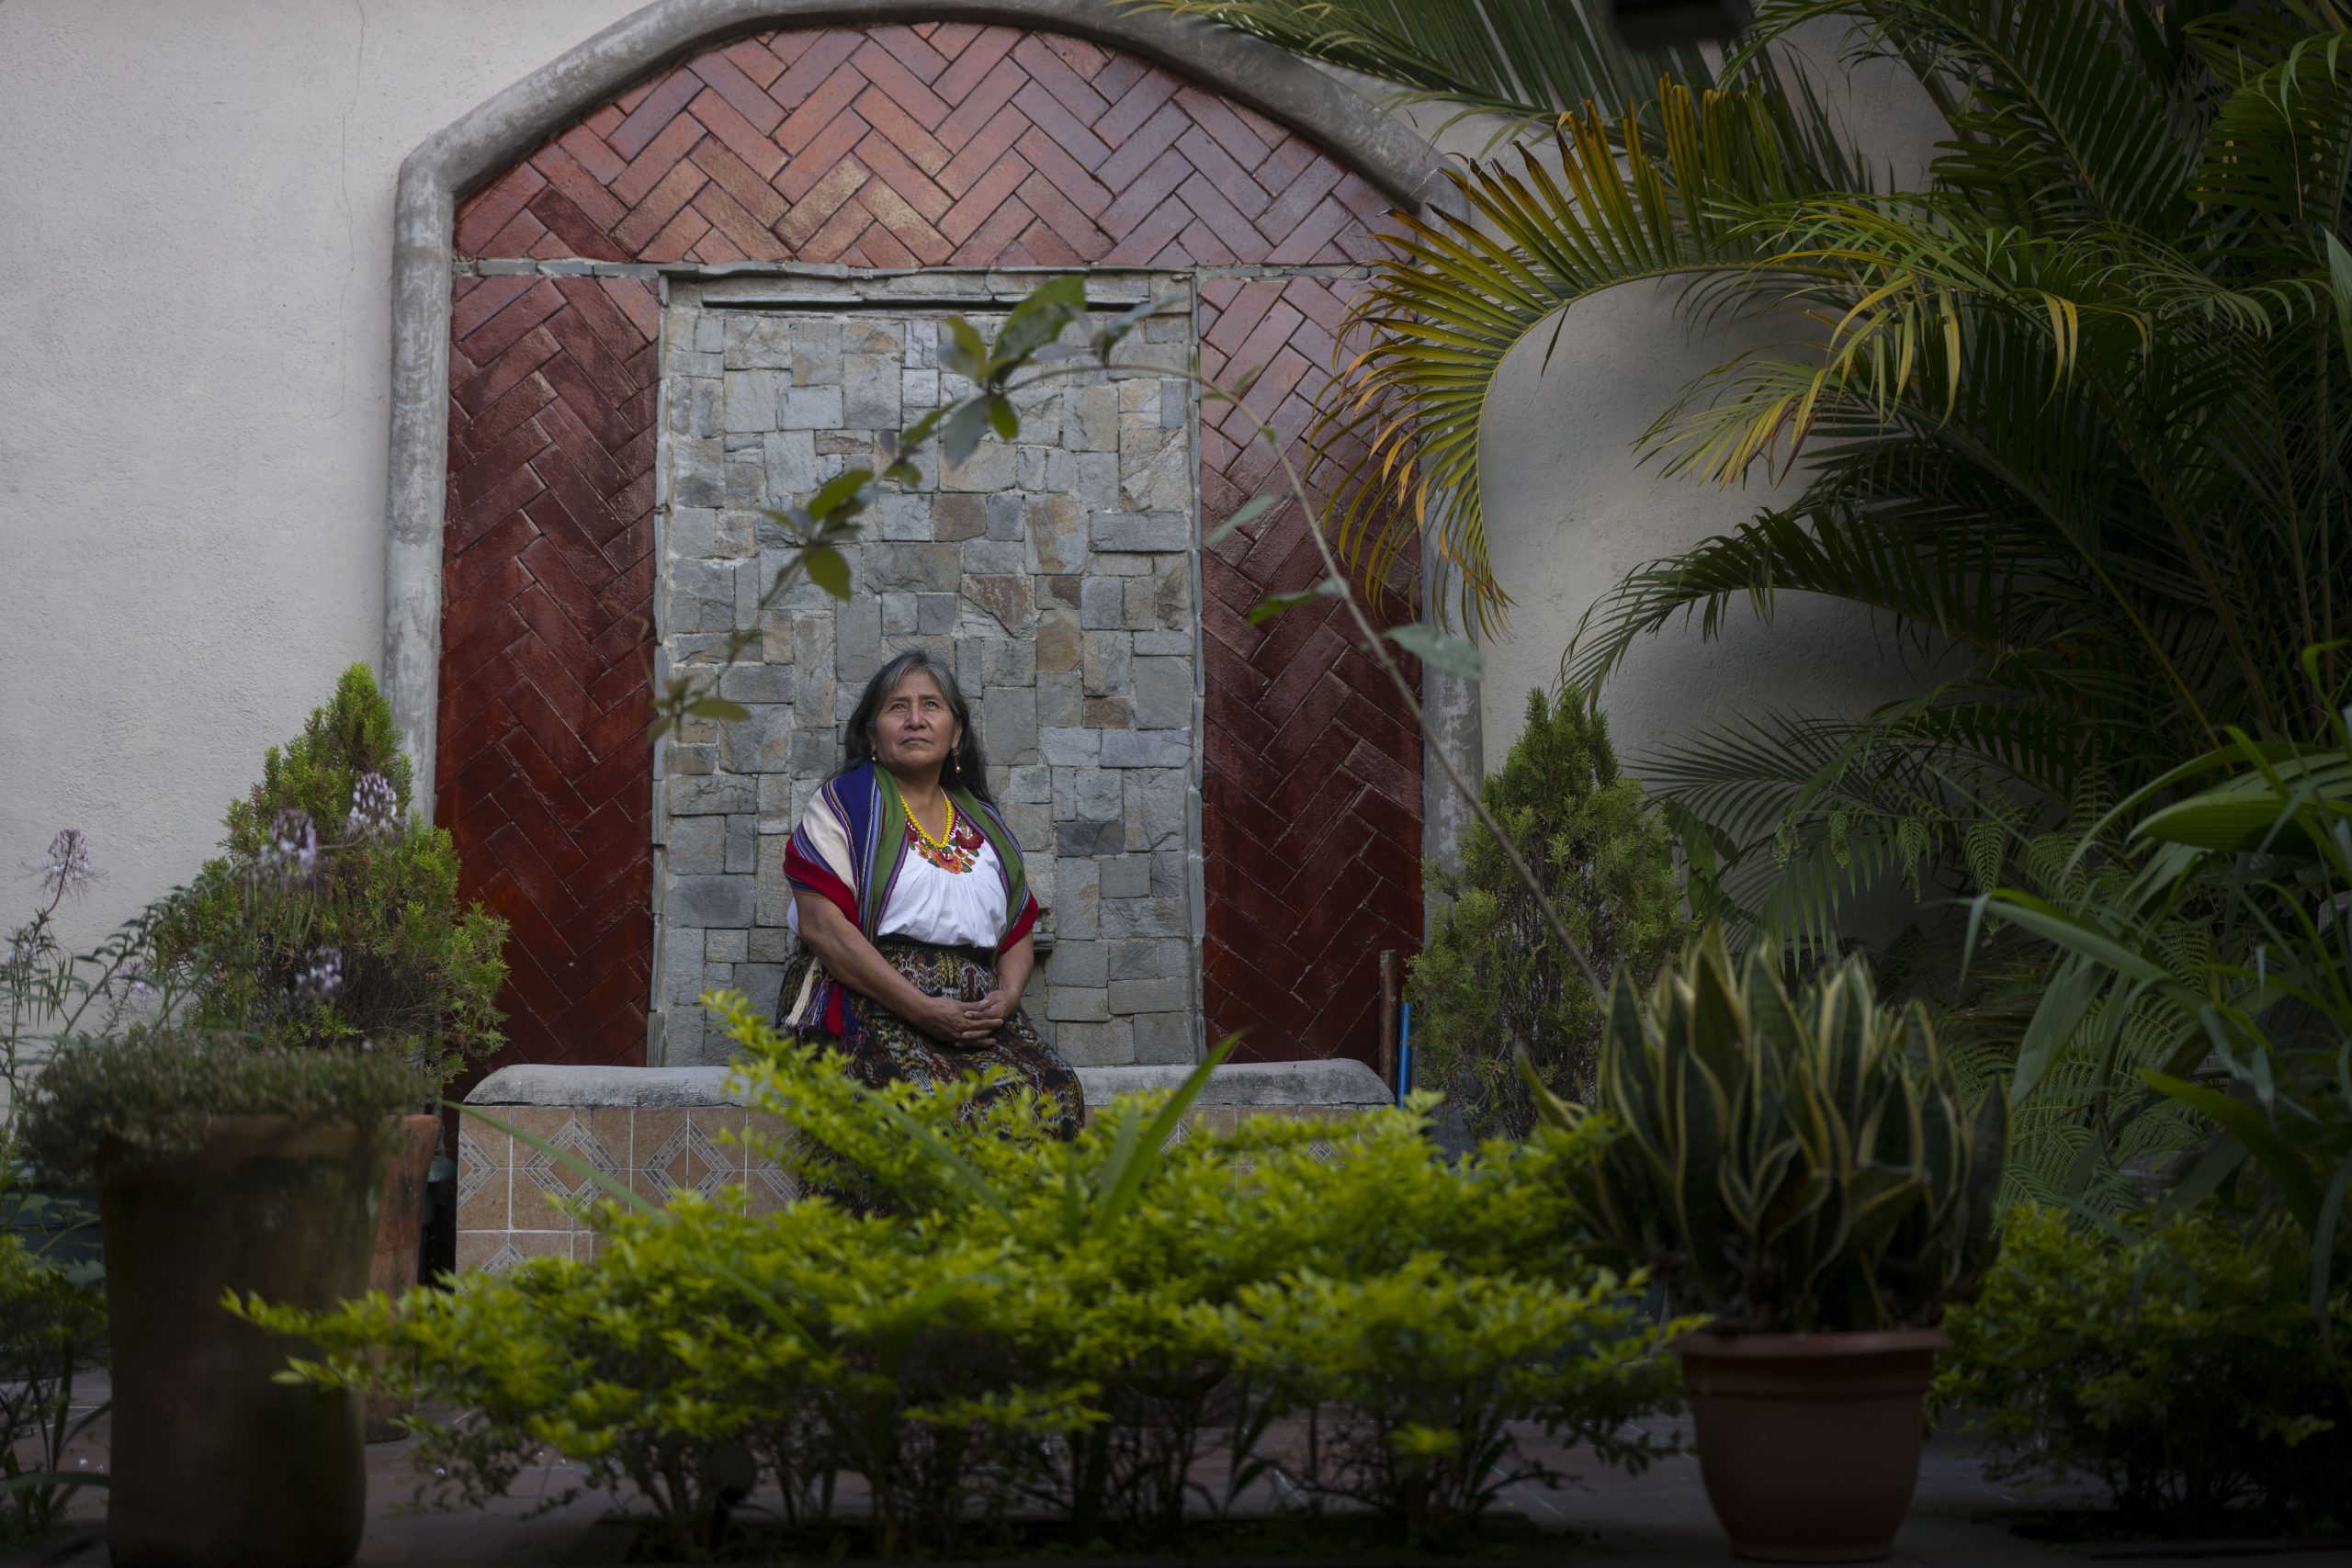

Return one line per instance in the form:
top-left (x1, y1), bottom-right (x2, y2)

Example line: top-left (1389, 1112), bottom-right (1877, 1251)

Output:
top-left (841, 648), bottom-right (992, 801)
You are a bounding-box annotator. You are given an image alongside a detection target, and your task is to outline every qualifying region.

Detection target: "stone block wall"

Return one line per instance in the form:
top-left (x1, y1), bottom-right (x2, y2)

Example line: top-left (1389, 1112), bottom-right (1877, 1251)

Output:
top-left (651, 276), bottom-right (1202, 1066)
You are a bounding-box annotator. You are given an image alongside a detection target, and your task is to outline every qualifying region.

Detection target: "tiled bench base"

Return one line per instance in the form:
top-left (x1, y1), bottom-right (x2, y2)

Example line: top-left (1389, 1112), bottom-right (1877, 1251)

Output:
top-left (458, 1059), bottom-right (1388, 1273)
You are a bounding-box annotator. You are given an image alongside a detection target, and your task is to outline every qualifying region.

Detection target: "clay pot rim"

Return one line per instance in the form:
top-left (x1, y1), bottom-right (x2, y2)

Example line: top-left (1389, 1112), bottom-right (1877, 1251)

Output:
top-left (96, 1112), bottom-right (413, 1181)
top-left (1670, 1326), bottom-right (1950, 1359)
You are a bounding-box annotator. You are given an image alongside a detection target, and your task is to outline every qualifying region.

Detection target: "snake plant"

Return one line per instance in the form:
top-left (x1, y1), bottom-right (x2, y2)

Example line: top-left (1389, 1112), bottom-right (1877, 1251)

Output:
top-left (1530, 925), bottom-right (2007, 1333)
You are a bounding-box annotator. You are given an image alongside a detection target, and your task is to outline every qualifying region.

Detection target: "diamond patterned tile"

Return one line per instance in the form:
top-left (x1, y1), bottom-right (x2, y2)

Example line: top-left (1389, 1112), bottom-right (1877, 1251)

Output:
top-left (518, 1114), bottom-right (624, 1201)
top-left (644, 1120), bottom-right (739, 1201)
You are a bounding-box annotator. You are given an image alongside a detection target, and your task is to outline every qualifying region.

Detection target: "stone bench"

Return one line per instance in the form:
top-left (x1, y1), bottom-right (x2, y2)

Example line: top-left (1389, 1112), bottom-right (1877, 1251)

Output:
top-left (456, 1058), bottom-right (1390, 1272)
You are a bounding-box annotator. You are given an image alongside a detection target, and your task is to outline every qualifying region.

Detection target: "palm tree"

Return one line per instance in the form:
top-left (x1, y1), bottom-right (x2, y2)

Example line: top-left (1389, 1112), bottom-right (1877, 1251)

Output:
top-left (1141, 0), bottom-right (2352, 961)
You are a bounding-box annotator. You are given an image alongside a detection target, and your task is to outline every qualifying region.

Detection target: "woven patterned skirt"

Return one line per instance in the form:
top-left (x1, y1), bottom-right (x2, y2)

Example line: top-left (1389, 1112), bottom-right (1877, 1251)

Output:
top-left (776, 937), bottom-right (1085, 1139)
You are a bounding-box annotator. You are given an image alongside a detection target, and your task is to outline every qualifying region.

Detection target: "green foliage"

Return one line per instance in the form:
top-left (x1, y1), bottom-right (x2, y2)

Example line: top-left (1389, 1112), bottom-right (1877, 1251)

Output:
top-left (17, 1029), bottom-right (426, 1184)
top-left (153, 664), bottom-right (507, 1091)
top-left (1975, 685), bottom-right (2352, 1296)
top-left (1935, 1205), bottom-right (2352, 1536)
top-left (1245, 0), bottom-right (2352, 966)
top-left (1409, 691), bottom-right (1683, 1135)
top-left (1532, 924), bottom-right (2007, 1332)
top-left (1227, 1257), bottom-right (1668, 1541)
top-left (254, 995), bottom-right (1683, 1558)
top-left (0, 1230), bottom-right (105, 1541)
top-left (221, 663), bottom-right (413, 850)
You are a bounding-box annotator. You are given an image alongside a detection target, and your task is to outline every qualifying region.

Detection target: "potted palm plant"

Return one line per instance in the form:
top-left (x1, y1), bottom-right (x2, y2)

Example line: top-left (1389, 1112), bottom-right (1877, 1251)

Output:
top-left (1531, 927), bottom-right (2007, 1562)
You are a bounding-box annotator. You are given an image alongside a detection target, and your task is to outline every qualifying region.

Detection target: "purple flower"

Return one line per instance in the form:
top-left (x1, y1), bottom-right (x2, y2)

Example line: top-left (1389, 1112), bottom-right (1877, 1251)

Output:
top-left (37, 829), bottom-right (91, 895)
top-left (261, 809), bottom-right (319, 879)
top-left (346, 772), bottom-right (400, 840)
top-left (294, 945), bottom-right (344, 1003)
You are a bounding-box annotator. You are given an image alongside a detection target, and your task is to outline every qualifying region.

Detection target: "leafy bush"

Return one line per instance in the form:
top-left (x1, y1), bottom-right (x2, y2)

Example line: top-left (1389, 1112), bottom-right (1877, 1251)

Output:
top-left (253, 996), bottom-right (1684, 1558)
top-left (1935, 1205), bottom-right (2352, 1537)
top-left (1228, 1257), bottom-right (1665, 1540)
top-left (1, 836), bottom-right (117, 1541)
top-left (18, 1029), bottom-right (427, 1182)
top-left (1981, 703), bottom-right (2352, 1271)
top-left (153, 664), bottom-right (507, 1091)
top-left (1409, 691), bottom-right (1682, 1135)
top-left (0, 1226), bottom-right (105, 1540)
top-left (1534, 924), bottom-right (2007, 1332)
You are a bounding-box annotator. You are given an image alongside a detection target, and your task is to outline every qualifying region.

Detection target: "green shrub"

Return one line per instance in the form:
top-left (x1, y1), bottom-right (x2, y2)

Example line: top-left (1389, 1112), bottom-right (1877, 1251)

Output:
top-left (153, 664), bottom-right (507, 1092)
top-left (1408, 690), bottom-right (1682, 1136)
top-left (1228, 1257), bottom-right (1669, 1540)
top-left (18, 1029), bottom-right (427, 1182)
top-left (253, 996), bottom-right (1683, 1558)
top-left (0, 1228), bottom-right (104, 1540)
top-left (1935, 1204), bottom-right (2352, 1538)
top-left (1535, 924), bottom-right (2007, 1332)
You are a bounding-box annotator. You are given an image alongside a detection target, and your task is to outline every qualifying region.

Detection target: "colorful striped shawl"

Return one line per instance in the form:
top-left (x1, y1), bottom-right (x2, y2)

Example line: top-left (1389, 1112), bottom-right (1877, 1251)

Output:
top-left (780, 761), bottom-right (1040, 1032)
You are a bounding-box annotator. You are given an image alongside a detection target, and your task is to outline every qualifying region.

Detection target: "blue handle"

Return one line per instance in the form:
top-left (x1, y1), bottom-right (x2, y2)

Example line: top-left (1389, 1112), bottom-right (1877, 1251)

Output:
top-left (1396, 1003), bottom-right (1412, 1107)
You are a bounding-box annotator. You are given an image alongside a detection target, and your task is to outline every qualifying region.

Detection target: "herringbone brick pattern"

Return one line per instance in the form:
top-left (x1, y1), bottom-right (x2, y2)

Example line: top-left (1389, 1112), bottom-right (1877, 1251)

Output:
top-left (454, 24), bottom-right (1392, 268)
top-left (1197, 274), bottom-right (1422, 1066)
top-left (446, 23), bottom-right (1420, 1065)
top-left (438, 273), bottom-right (662, 1070)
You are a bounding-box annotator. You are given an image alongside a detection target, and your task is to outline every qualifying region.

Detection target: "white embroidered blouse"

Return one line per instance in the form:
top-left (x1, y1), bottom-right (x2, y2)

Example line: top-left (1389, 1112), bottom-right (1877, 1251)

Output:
top-left (787, 805), bottom-right (1008, 950)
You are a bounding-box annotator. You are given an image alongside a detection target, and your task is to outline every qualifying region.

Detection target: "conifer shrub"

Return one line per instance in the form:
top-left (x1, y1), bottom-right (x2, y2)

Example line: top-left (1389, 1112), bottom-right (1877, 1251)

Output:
top-left (153, 664), bottom-right (507, 1092)
top-left (1407, 690), bottom-right (1682, 1135)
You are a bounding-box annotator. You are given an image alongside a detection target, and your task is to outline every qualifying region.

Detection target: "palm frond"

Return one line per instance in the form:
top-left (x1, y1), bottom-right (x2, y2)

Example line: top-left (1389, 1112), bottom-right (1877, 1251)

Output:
top-left (1561, 499), bottom-right (2079, 693)
top-left (2190, 29), bottom-right (2352, 251)
top-left (1321, 80), bottom-right (1850, 628)
top-left (1816, 0), bottom-right (2199, 229)
top-left (1117, 0), bottom-right (1719, 132)
top-left (1627, 701), bottom-right (2046, 953)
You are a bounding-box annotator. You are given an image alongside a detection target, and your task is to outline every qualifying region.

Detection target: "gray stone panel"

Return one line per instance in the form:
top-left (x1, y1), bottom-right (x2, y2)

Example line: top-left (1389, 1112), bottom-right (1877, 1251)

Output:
top-left (653, 296), bottom-right (1203, 1069)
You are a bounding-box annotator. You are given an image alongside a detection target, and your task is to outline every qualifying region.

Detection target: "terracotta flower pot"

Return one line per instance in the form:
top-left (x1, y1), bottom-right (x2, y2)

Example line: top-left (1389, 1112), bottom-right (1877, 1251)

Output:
top-left (1674, 1328), bottom-right (1947, 1563)
top-left (363, 1113), bottom-right (441, 1441)
top-left (100, 1115), bottom-right (393, 1568)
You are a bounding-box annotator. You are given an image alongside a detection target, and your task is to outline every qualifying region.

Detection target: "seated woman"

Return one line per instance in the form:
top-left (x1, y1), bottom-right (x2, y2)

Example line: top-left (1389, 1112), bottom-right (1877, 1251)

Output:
top-left (775, 649), bottom-right (1085, 1137)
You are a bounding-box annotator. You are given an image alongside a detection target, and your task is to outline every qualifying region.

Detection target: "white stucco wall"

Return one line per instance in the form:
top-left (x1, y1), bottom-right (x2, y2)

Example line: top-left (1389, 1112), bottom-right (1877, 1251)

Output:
top-left (1380, 44), bottom-right (1948, 776)
top-left (0, 0), bottom-right (644, 946)
top-left (0, 1), bottom-right (1948, 953)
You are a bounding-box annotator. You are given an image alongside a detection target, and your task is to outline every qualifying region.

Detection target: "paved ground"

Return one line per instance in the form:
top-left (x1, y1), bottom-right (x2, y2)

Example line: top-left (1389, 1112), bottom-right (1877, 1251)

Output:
top-left (7, 1377), bottom-right (2348, 1566)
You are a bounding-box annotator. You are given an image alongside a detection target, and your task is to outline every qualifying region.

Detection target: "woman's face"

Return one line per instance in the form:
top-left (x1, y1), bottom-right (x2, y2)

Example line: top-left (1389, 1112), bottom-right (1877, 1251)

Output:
top-left (870, 669), bottom-right (961, 779)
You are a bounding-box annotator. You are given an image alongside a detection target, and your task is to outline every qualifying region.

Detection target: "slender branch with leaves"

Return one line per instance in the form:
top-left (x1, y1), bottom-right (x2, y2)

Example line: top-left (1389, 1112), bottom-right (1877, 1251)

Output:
top-left (646, 276), bottom-right (1611, 999)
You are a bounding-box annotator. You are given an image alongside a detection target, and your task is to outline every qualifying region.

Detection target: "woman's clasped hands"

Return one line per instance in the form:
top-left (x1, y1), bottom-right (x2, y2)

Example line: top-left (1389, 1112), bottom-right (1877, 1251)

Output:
top-left (908, 988), bottom-right (1018, 1046)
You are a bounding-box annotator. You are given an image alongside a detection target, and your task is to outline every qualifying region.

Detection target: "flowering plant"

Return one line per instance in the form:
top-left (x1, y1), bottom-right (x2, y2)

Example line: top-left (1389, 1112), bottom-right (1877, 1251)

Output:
top-left (3, 829), bottom-right (180, 1106)
top-left (152, 664), bottom-right (508, 1095)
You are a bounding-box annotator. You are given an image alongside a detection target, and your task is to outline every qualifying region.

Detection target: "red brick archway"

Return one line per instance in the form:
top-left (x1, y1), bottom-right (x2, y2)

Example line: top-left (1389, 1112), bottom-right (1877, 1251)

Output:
top-left (439, 22), bottom-right (1422, 1069)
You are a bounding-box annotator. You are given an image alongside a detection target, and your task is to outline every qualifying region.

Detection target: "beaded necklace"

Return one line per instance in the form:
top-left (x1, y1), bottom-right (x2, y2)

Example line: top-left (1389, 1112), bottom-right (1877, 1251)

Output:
top-left (895, 780), bottom-right (956, 854)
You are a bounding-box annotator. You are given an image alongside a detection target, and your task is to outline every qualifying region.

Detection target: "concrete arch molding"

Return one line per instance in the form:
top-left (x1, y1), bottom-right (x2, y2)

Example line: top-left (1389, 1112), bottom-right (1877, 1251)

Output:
top-left (381, 0), bottom-right (1481, 976)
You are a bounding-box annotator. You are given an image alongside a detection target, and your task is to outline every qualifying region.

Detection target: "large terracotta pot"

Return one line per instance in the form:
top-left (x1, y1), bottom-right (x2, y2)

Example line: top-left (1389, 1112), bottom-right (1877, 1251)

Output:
top-left (1674, 1328), bottom-right (1947, 1563)
top-left (363, 1114), bottom-right (441, 1441)
top-left (100, 1115), bottom-right (392, 1568)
